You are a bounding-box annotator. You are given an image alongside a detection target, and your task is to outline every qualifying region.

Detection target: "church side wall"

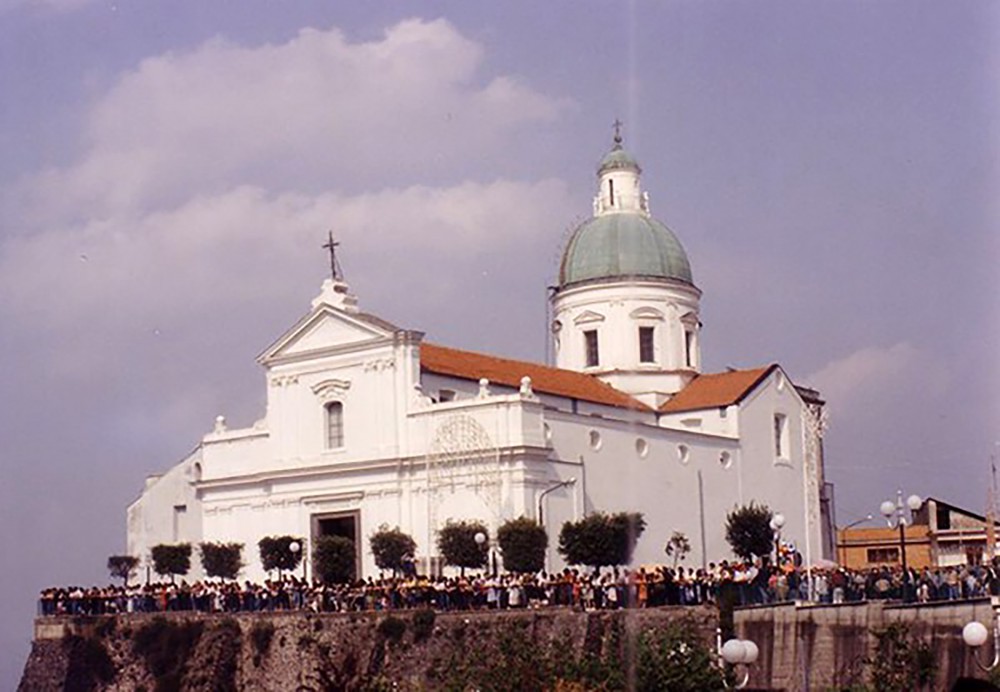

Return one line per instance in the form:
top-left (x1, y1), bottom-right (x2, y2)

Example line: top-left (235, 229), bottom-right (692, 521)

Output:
top-left (735, 373), bottom-right (822, 566)
top-left (546, 412), bottom-right (745, 569)
top-left (126, 450), bottom-right (204, 580)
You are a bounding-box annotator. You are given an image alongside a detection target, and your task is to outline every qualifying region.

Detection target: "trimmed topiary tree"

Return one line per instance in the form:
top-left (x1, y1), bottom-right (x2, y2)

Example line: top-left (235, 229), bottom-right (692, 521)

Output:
top-left (724, 501), bottom-right (774, 560)
top-left (199, 542), bottom-right (244, 580)
top-left (558, 512), bottom-right (646, 569)
top-left (369, 525), bottom-right (417, 576)
top-left (313, 535), bottom-right (356, 584)
top-left (258, 535), bottom-right (303, 579)
top-left (437, 519), bottom-right (488, 576)
top-left (497, 517), bottom-right (547, 574)
top-left (150, 544), bottom-right (192, 583)
top-left (107, 555), bottom-right (140, 586)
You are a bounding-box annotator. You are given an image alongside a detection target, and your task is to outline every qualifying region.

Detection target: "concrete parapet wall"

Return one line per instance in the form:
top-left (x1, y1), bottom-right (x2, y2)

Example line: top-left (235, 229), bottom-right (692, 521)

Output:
top-left (736, 598), bottom-right (999, 691)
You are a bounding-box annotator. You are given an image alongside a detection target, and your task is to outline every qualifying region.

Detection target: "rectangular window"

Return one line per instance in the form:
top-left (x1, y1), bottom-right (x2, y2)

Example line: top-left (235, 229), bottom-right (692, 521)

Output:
top-left (866, 547), bottom-right (899, 564)
top-left (438, 389), bottom-right (455, 403)
top-left (172, 505), bottom-right (186, 542)
top-left (684, 330), bottom-right (695, 367)
top-left (638, 326), bottom-right (655, 363)
top-left (774, 413), bottom-right (788, 457)
top-left (584, 330), bottom-right (599, 367)
top-left (326, 401), bottom-right (344, 449)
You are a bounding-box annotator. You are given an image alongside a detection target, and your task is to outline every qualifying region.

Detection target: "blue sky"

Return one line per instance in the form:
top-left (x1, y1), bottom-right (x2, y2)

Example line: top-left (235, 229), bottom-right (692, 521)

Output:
top-left (1, 1), bottom-right (996, 684)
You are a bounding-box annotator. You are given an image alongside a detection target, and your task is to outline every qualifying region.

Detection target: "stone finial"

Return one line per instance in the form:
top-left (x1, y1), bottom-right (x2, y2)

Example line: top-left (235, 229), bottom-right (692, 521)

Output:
top-left (214, 415), bottom-right (227, 433)
top-left (478, 378), bottom-right (490, 398)
top-left (520, 376), bottom-right (534, 397)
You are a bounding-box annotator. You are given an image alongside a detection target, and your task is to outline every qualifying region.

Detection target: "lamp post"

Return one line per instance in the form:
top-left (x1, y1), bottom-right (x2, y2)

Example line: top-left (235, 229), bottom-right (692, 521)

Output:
top-left (717, 628), bottom-right (759, 689)
top-left (289, 539), bottom-right (307, 581)
top-left (537, 477), bottom-right (576, 526)
top-left (474, 531), bottom-right (496, 577)
top-left (837, 514), bottom-right (873, 566)
top-left (880, 490), bottom-right (922, 601)
top-left (963, 601), bottom-right (1000, 671)
top-left (769, 513), bottom-right (786, 567)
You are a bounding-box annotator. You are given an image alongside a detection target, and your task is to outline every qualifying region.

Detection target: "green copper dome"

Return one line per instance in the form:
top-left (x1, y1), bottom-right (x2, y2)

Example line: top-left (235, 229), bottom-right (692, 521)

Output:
top-left (559, 213), bottom-right (693, 287)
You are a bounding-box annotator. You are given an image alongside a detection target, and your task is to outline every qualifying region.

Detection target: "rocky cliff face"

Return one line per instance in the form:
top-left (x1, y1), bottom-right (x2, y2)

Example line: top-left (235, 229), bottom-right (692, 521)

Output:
top-left (19, 607), bottom-right (719, 691)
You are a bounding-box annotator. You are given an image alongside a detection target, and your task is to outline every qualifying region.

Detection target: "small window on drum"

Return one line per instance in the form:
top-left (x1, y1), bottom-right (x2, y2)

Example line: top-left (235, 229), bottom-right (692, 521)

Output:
top-left (638, 326), bottom-right (655, 363)
top-left (719, 451), bottom-right (733, 469)
top-left (585, 330), bottom-right (600, 367)
top-left (678, 444), bottom-right (690, 464)
top-left (636, 438), bottom-right (649, 458)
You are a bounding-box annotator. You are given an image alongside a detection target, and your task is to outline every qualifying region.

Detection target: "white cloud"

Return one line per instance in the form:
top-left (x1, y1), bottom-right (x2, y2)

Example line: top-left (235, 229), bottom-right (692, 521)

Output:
top-left (0, 178), bottom-right (574, 377)
top-left (803, 342), bottom-right (946, 414)
top-left (5, 19), bottom-right (568, 228)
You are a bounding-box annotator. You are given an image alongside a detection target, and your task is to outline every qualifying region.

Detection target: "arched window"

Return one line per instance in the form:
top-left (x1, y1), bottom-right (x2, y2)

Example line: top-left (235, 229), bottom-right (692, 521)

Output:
top-left (325, 401), bottom-right (344, 449)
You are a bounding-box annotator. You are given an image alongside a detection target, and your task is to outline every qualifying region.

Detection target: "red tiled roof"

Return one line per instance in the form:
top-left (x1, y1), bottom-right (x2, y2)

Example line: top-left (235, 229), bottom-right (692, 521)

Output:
top-left (420, 343), bottom-right (650, 411)
top-left (659, 365), bottom-right (776, 413)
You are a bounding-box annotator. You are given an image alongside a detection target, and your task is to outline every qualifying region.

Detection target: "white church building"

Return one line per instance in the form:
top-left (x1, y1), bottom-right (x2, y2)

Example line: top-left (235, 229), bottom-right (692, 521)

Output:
top-left (128, 131), bottom-right (835, 581)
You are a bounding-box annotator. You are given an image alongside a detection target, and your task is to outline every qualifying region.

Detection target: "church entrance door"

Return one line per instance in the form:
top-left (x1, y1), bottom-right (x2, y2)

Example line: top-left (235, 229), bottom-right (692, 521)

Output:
top-left (311, 510), bottom-right (361, 582)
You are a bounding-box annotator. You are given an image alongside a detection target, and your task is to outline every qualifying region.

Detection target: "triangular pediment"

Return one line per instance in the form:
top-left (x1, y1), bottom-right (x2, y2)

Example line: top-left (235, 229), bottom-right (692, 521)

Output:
top-left (258, 305), bottom-right (397, 365)
top-left (573, 310), bottom-right (606, 325)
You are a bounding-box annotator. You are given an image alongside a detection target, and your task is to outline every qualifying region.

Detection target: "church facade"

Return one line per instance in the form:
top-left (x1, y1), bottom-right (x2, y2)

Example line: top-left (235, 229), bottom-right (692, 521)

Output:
top-left (127, 132), bottom-right (834, 581)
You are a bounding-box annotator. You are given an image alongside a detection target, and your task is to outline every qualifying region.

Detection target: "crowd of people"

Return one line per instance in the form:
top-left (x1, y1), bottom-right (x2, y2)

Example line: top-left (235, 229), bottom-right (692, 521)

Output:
top-left (38, 559), bottom-right (1000, 618)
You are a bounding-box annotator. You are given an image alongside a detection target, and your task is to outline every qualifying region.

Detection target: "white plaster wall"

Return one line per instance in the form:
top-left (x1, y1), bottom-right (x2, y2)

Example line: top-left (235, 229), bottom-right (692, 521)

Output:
top-left (126, 449), bottom-right (204, 580)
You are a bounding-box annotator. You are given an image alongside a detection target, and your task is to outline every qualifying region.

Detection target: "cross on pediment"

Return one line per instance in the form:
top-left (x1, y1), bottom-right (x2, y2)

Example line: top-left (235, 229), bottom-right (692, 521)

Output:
top-left (322, 231), bottom-right (344, 281)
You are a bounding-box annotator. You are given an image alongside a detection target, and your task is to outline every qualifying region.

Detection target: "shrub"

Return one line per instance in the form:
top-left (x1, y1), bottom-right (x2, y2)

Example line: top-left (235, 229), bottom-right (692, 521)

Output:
top-left (412, 608), bottom-right (436, 642)
top-left (377, 616), bottom-right (407, 646)
top-left (558, 512), bottom-right (646, 569)
top-left (199, 542), bottom-right (243, 580)
top-left (497, 517), bottom-right (548, 574)
top-left (724, 502), bottom-right (774, 560)
top-left (865, 622), bottom-right (936, 692)
top-left (250, 620), bottom-right (275, 663)
top-left (150, 544), bottom-right (191, 582)
top-left (107, 555), bottom-right (140, 586)
top-left (369, 525), bottom-right (417, 575)
top-left (437, 520), bottom-right (488, 574)
top-left (133, 617), bottom-right (204, 692)
top-left (313, 535), bottom-right (356, 584)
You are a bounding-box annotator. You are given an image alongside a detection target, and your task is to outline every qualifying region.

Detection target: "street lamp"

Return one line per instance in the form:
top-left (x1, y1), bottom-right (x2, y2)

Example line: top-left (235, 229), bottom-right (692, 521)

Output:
top-left (838, 514), bottom-right (874, 566)
top-left (537, 477), bottom-right (576, 526)
top-left (769, 513), bottom-right (785, 567)
top-left (880, 490), bottom-right (922, 601)
top-left (963, 605), bottom-right (1000, 671)
top-left (717, 628), bottom-right (759, 689)
top-left (289, 539), bottom-right (307, 581)
top-left (474, 531), bottom-right (496, 577)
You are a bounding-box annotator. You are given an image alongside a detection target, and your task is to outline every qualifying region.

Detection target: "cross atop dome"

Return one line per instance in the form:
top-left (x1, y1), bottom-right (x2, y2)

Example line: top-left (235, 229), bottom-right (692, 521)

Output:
top-left (612, 118), bottom-right (624, 148)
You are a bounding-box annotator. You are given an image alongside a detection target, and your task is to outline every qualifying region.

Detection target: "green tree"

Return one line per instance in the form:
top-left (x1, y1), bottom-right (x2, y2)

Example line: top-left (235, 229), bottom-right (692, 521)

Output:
top-left (497, 517), bottom-right (547, 573)
top-left (865, 622), bottom-right (936, 692)
top-left (107, 555), bottom-right (140, 586)
top-left (558, 512), bottom-right (646, 569)
top-left (257, 535), bottom-right (303, 578)
top-left (199, 542), bottom-right (244, 580)
top-left (313, 535), bottom-right (356, 584)
top-left (635, 618), bottom-right (727, 691)
top-left (437, 520), bottom-right (488, 575)
top-left (724, 502), bottom-right (774, 560)
top-left (150, 544), bottom-right (192, 583)
top-left (664, 531), bottom-right (692, 568)
top-left (369, 525), bottom-right (417, 575)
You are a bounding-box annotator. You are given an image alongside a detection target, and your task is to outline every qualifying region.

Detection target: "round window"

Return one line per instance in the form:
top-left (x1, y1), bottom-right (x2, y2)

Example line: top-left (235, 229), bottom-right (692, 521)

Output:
top-left (720, 451), bottom-right (733, 469)
top-left (636, 438), bottom-right (649, 458)
top-left (589, 430), bottom-right (602, 451)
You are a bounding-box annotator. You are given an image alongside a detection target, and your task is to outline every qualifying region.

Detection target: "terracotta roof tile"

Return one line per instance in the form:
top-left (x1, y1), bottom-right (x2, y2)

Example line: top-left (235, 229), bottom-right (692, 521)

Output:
top-left (420, 343), bottom-right (650, 411)
top-left (659, 365), bottom-right (776, 413)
